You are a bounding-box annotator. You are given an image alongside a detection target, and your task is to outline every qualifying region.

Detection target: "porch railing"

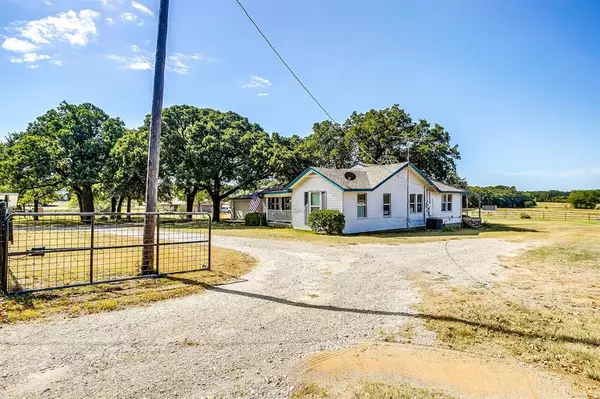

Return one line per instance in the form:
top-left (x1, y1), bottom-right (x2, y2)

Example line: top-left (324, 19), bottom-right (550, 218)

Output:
top-left (266, 209), bottom-right (292, 223)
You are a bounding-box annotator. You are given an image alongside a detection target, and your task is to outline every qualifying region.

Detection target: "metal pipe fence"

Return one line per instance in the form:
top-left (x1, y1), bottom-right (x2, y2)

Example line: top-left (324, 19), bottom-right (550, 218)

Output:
top-left (465, 208), bottom-right (600, 222)
top-left (0, 209), bottom-right (211, 294)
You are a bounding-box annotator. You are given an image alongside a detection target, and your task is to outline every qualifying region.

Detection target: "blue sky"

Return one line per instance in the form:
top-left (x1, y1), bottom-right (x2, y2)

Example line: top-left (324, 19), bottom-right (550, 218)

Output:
top-left (1, 0), bottom-right (599, 190)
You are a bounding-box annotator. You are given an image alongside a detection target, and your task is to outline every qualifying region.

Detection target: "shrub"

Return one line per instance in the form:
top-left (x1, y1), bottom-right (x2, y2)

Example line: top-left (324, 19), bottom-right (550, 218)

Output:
top-left (442, 225), bottom-right (457, 232)
top-left (520, 212), bottom-right (531, 219)
top-left (244, 212), bottom-right (267, 226)
top-left (308, 210), bottom-right (345, 235)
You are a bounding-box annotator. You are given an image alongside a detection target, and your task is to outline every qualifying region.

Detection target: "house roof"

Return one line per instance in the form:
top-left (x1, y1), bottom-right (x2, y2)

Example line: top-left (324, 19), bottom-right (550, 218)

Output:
top-left (231, 184), bottom-right (290, 200)
top-left (310, 162), bottom-right (408, 190)
top-left (286, 162), bottom-right (470, 194)
top-left (431, 180), bottom-right (470, 194)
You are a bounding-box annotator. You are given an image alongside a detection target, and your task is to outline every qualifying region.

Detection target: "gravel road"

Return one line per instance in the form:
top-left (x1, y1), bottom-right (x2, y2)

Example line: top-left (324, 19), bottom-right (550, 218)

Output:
top-left (0, 236), bottom-right (530, 398)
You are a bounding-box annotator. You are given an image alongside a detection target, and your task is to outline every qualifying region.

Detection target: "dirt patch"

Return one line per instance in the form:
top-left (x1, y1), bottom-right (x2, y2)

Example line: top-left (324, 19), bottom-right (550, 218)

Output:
top-left (297, 342), bottom-right (585, 399)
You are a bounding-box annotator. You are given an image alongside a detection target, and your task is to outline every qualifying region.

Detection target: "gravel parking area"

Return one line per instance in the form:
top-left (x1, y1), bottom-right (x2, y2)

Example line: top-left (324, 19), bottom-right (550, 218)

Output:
top-left (0, 235), bottom-right (530, 398)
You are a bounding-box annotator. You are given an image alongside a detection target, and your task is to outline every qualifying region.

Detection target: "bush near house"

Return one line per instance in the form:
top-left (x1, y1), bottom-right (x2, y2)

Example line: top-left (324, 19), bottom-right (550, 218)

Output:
top-left (245, 212), bottom-right (267, 226)
top-left (308, 210), bottom-right (345, 235)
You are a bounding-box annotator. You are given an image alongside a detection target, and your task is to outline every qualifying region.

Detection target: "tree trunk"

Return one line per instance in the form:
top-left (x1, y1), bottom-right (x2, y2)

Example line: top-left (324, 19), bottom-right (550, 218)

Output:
top-left (33, 198), bottom-right (39, 221)
top-left (79, 185), bottom-right (95, 224)
top-left (110, 196), bottom-right (117, 216)
top-left (116, 196), bottom-right (125, 219)
top-left (211, 195), bottom-right (221, 223)
top-left (126, 197), bottom-right (132, 221)
top-left (186, 192), bottom-right (196, 222)
top-left (75, 192), bottom-right (83, 212)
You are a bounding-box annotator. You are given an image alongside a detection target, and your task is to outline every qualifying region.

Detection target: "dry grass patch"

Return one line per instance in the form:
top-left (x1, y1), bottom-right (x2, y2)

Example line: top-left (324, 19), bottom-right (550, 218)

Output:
top-left (291, 382), bottom-right (455, 399)
top-left (0, 246), bottom-right (256, 324)
top-left (354, 382), bottom-right (456, 399)
top-left (416, 220), bottom-right (600, 396)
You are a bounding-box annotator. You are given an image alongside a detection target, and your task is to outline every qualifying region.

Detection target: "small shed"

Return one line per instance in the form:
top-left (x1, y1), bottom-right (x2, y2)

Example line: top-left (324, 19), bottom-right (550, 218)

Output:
top-left (230, 184), bottom-right (287, 220)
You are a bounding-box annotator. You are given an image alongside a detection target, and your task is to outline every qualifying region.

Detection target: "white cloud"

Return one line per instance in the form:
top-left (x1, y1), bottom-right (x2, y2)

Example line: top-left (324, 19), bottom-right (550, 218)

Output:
top-left (128, 61), bottom-right (152, 70)
top-left (131, 1), bottom-right (153, 16)
top-left (105, 17), bottom-right (115, 25)
top-left (9, 52), bottom-right (51, 63)
top-left (7, 9), bottom-right (100, 47)
top-left (241, 75), bottom-right (272, 88)
top-left (2, 37), bottom-right (38, 53)
top-left (49, 59), bottom-right (63, 66)
top-left (98, 0), bottom-right (123, 8)
top-left (256, 92), bottom-right (269, 97)
top-left (27, 64), bottom-right (39, 69)
top-left (106, 54), bottom-right (127, 62)
top-left (106, 47), bottom-right (215, 74)
top-left (120, 12), bottom-right (144, 26)
top-left (44, 0), bottom-right (52, 5)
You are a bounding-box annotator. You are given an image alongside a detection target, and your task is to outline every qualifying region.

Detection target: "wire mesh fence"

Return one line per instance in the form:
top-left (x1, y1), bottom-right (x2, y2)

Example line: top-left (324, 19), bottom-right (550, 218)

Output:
top-left (464, 208), bottom-right (600, 222)
top-left (0, 211), bottom-right (210, 294)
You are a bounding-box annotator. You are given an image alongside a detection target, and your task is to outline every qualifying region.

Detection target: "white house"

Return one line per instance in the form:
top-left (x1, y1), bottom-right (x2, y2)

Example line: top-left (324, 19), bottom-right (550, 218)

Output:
top-left (260, 162), bottom-right (470, 234)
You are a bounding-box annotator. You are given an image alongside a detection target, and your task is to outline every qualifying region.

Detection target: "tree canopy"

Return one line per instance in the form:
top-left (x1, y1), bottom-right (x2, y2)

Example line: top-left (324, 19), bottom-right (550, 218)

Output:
top-left (302, 105), bottom-right (464, 186)
top-left (156, 105), bottom-right (271, 221)
top-left (1, 102), bottom-right (125, 215)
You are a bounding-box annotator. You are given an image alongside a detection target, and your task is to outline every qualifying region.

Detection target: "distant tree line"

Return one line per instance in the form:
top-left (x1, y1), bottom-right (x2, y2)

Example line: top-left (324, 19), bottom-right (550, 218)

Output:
top-left (467, 186), bottom-right (599, 209)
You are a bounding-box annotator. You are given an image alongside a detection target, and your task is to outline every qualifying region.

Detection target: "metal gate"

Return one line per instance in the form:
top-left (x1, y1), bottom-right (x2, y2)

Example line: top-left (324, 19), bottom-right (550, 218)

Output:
top-left (0, 203), bottom-right (211, 294)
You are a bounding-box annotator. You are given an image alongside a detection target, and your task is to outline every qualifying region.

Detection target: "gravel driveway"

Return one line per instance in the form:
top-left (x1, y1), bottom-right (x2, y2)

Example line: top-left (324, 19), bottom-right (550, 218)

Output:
top-left (0, 236), bottom-right (529, 398)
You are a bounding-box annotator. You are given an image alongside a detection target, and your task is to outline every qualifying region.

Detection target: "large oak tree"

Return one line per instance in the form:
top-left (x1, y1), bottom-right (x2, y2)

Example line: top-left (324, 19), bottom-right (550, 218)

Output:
top-left (3, 102), bottom-right (125, 215)
top-left (157, 106), bottom-right (271, 221)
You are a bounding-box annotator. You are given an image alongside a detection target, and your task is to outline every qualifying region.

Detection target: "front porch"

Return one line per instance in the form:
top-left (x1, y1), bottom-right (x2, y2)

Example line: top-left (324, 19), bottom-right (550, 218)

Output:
top-left (265, 194), bottom-right (292, 226)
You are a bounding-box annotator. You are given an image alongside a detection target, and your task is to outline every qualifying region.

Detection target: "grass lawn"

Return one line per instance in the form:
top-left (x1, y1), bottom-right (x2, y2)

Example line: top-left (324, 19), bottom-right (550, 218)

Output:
top-left (207, 222), bottom-right (514, 246)
top-left (416, 217), bottom-right (600, 396)
top-left (0, 246), bottom-right (256, 324)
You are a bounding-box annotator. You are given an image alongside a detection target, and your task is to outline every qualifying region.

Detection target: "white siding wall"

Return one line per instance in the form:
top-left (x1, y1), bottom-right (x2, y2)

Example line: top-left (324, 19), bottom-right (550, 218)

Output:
top-left (430, 192), bottom-right (463, 225)
top-left (342, 168), bottom-right (431, 234)
top-left (290, 174), bottom-right (343, 230)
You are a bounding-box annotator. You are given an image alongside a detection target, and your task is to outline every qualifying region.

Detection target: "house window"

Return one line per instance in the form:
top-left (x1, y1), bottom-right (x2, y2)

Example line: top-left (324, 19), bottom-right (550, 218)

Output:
top-left (383, 193), bottom-right (391, 217)
top-left (442, 194), bottom-right (453, 212)
top-left (309, 192), bottom-right (321, 214)
top-left (282, 197), bottom-right (291, 210)
top-left (268, 197), bottom-right (281, 210)
top-left (409, 194), bottom-right (423, 213)
top-left (357, 193), bottom-right (367, 218)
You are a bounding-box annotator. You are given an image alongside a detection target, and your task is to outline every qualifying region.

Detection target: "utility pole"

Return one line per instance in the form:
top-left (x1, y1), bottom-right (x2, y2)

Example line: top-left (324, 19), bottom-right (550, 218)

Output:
top-left (141, 0), bottom-right (170, 274)
top-left (406, 144), bottom-right (411, 229)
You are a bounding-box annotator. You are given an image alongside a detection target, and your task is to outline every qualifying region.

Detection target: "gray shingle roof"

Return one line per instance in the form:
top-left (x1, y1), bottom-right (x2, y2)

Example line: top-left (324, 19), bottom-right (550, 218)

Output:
top-left (311, 162), bottom-right (408, 190)
top-left (293, 162), bottom-right (469, 193)
top-left (431, 180), bottom-right (470, 193)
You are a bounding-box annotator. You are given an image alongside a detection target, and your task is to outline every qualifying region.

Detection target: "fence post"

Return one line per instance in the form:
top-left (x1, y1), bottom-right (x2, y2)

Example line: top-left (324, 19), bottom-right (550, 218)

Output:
top-left (565, 212), bottom-right (567, 221)
top-left (155, 214), bottom-right (160, 275)
top-left (90, 214), bottom-right (95, 284)
top-left (208, 214), bottom-right (212, 271)
top-left (0, 201), bottom-right (7, 294)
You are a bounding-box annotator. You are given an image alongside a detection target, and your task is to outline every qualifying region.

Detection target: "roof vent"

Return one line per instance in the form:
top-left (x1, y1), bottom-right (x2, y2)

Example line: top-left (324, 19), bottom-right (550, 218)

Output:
top-left (344, 171), bottom-right (356, 181)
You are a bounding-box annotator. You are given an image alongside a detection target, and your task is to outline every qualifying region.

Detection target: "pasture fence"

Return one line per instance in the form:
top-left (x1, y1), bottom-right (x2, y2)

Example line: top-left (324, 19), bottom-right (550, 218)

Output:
top-left (465, 207), bottom-right (600, 222)
top-left (0, 203), bottom-right (211, 294)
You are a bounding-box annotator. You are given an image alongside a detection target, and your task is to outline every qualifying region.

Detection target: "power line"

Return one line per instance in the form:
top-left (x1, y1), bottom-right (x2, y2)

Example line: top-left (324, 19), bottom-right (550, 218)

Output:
top-left (233, 0), bottom-right (339, 125)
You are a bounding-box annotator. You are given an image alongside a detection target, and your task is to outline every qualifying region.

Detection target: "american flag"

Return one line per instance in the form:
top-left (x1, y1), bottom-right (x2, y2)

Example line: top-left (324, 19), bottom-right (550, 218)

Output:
top-left (248, 193), bottom-right (262, 212)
